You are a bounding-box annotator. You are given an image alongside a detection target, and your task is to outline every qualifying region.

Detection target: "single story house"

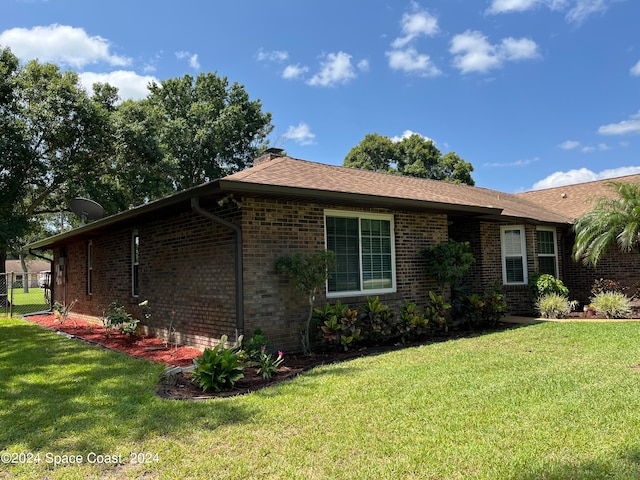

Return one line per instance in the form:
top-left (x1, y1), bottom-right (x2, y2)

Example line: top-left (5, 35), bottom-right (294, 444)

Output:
top-left (26, 150), bottom-right (640, 351)
top-left (5, 260), bottom-right (51, 288)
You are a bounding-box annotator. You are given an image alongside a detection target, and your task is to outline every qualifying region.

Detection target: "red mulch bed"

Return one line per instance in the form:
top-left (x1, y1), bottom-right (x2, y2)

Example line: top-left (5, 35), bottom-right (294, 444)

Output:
top-left (24, 314), bottom-right (202, 367)
top-left (22, 313), bottom-right (319, 400)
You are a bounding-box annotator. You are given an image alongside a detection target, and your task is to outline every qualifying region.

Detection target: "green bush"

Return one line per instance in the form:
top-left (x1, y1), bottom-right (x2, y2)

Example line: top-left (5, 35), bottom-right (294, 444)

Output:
top-left (529, 273), bottom-right (569, 298)
top-left (103, 300), bottom-right (139, 337)
top-left (396, 300), bottom-right (429, 343)
top-left (243, 327), bottom-right (271, 360)
top-left (535, 293), bottom-right (577, 319)
top-left (191, 335), bottom-right (245, 392)
top-left (424, 291), bottom-right (451, 331)
top-left (315, 300), bottom-right (361, 351)
top-left (360, 296), bottom-right (395, 344)
top-left (591, 292), bottom-right (632, 319)
top-left (461, 292), bottom-right (507, 328)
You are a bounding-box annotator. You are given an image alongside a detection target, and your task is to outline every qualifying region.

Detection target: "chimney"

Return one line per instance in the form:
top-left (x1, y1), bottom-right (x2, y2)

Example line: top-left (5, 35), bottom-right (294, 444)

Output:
top-left (254, 148), bottom-right (285, 166)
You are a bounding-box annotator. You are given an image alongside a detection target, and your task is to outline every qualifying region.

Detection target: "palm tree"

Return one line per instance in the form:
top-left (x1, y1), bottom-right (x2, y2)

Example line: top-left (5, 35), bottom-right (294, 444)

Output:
top-left (573, 181), bottom-right (640, 266)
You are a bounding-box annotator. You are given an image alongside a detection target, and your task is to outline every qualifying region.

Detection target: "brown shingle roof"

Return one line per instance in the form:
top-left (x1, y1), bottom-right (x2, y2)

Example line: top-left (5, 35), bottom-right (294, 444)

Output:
top-left (224, 155), bottom-right (571, 224)
top-left (517, 174), bottom-right (640, 222)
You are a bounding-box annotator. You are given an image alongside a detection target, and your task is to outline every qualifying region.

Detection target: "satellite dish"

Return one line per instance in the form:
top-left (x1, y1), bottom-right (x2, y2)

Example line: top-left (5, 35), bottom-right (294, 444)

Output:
top-left (69, 197), bottom-right (104, 226)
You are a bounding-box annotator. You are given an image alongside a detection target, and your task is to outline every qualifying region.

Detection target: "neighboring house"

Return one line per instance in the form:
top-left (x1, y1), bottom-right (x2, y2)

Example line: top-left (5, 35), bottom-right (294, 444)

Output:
top-left (25, 150), bottom-right (640, 351)
top-left (5, 260), bottom-right (52, 288)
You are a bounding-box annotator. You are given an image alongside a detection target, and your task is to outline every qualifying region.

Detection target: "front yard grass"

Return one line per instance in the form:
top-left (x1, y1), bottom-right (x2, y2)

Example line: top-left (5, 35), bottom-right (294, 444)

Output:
top-left (2, 317), bottom-right (640, 479)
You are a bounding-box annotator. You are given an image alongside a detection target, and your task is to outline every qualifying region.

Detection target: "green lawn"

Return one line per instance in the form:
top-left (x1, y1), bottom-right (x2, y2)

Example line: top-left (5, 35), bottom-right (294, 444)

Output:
top-left (2, 317), bottom-right (640, 479)
top-left (1, 288), bottom-right (49, 317)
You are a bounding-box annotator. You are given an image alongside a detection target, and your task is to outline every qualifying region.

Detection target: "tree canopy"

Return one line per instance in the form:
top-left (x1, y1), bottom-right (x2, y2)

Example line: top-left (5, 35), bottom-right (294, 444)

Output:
top-left (0, 46), bottom-right (274, 273)
top-left (343, 133), bottom-right (475, 185)
top-left (573, 181), bottom-right (640, 267)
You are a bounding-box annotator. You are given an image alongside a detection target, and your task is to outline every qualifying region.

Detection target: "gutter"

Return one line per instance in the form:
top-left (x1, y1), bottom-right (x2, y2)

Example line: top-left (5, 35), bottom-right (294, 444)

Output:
top-left (190, 197), bottom-right (244, 340)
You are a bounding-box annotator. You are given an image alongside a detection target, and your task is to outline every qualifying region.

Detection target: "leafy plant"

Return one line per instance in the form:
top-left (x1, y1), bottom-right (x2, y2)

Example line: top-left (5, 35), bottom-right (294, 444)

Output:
top-left (244, 327), bottom-right (272, 360)
top-left (315, 300), bottom-right (361, 351)
top-left (191, 334), bottom-right (245, 392)
top-left (276, 250), bottom-right (336, 354)
top-left (103, 300), bottom-right (139, 338)
top-left (52, 299), bottom-right (78, 326)
top-left (535, 293), bottom-right (578, 319)
top-left (424, 291), bottom-right (451, 332)
top-left (360, 296), bottom-right (395, 344)
top-left (529, 273), bottom-right (569, 298)
top-left (590, 278), bottom-right (628, 296)
top-left (590, 291), bottom-right (632, 319)
top-left (419, 240), bottom-right (475, 296)
top-left (396, 300), bottom-right (429, 343)
top-left (460, 292), bottom-right (507, 328)
top-left (252, 345), bottom-right (285, 379)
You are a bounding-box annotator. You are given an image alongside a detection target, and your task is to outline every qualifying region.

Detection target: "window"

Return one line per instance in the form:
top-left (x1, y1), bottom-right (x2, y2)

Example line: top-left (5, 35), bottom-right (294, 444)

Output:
top-left (537, 227), bottom-right (558, 277)
top-left (500, 226), bottom-right (528, 285)
top-left (132, 230), bottom-right (139, 297)
top-left (87, 240), bottom-right (93, 295)
top-left (325, 211), bottom-right (395, 296)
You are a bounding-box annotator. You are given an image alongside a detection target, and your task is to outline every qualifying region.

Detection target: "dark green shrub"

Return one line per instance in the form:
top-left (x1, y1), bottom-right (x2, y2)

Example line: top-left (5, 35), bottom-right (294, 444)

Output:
top-left (360, 296), bottom-right (395, 344)
top-left (461, 292), bottom-right (507, 328)
top-left (419, 241), bottom-right (475, 296)
top-left (191, 335), bottom-right (245, 392)
top-left (315, 300), bottom-right (361, 351)
top-left (423, 291), bottom-right (451, 332)
top-left (396, 300), bottom-right (429, 343)
top-left (244, 327), bottom-right (271, 360)
top-left (529, 273), bottom-right (569, 298)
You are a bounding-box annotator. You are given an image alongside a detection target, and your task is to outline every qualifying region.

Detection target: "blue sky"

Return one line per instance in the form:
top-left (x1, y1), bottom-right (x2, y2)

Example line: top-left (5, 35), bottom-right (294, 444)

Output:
top-left (3, 0), bottom-right (640, 193)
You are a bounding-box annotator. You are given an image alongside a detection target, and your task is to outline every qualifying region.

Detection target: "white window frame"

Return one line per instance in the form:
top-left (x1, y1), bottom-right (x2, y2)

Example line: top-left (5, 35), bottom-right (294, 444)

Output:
top-left (87, 240), bottom-right (93, 296)
top-left (536, 227), bottom-right (558, 277)
top-left (132, 230), bottom-right (140, 297)
top-left (324, 210), bottom-right (396, 298)
top-left (500, 225), bottom-right (528, 285)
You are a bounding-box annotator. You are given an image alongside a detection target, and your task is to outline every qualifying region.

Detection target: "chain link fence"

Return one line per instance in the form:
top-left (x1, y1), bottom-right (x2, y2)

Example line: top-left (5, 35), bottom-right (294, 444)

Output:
top-left (1, 272), bottom-right (52, 317)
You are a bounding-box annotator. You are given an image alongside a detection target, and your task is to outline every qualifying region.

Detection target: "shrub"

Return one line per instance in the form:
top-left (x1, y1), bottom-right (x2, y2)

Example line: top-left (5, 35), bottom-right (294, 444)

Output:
top-left (315, 300), bottom-right (361, 351)
top-left (396, 300), bottom-right (429, 343)
top-left (360, 296), bottom-right (395, 344)
top-left (535, 293), bottom-right (578, 319)
top-left (419, 240), bottom-right (475, 296)
top-left (244, 327), bottom-right (271, 360)
top-left (103, 300), bottom-right (139, 338)
top-left (591, 278), bottom-right (628, 296)
top-left (461, 292), bottom-right (508, 328)
top-left (424, 291), bottom-right (451, 331)
top-left (252, 346), bottom-right (285, 379)
top-left (591, 292), bottom-right (632, 319)
top-left (191, 335), bottom-right (245, 392)
top-left (529, 273), bottom-right (569, 298)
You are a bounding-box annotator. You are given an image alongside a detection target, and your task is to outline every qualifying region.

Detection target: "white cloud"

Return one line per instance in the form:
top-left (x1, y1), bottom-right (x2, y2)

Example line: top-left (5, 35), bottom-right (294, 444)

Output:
top-left (282, 122), bottom-right (316, 146)
top-left (78, 71), bottom-right (157, 101)
top-left (390, 130), bottom-right (434, 143)
top-left (531, 166), bottom-right (640, 190)
top-left (307, 51), bottom-right (358, 87)
top-left (257, 49), bottom-right (289, 63)
top-left (484, 157), bottom-right (539, 167)
top-left (487, 0), bottom-right (615, 24)
top-left (0, 24), bottom-right (130, 68)
top-left (559, 140), bottom-right (581, 150)
top-left (386, 48), bottom-right (442, 76)
top-left (357, 59), bottom-right (370, 72)
top-left (450, 30), bottom-right (539, 74)
top-left (598, 111), bottom-right (640, 136)
top-left (175, 51), bottom-right (200, 70)
top-left (630, 60), bottom-right (640, 76)
top-left (282, 64), bottom-right (309, 80)
top-left (391, 7), bottom-right (439, 49)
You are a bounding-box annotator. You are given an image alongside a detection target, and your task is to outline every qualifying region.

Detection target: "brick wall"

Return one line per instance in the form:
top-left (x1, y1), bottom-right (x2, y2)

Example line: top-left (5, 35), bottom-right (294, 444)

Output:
top-left (240, 198), bottom-right (447, 351)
